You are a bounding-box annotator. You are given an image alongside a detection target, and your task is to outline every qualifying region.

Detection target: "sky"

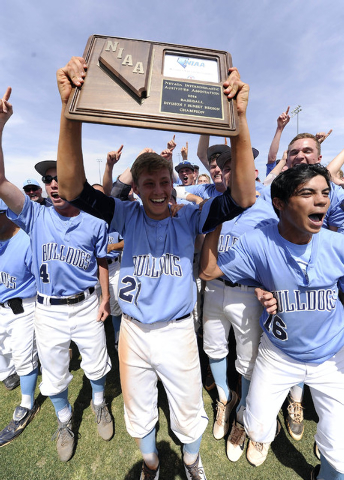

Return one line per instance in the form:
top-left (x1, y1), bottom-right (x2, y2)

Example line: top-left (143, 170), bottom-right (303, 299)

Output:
top-left (1, 0), bottom-right (344, 190)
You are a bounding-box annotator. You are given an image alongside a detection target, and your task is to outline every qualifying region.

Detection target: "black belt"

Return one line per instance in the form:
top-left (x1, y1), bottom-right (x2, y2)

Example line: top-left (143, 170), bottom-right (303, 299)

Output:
top-left (107, 257), bottom-right (119, 265)
top-left (37, 287), bottom-right (95, 306)
top-left (0, 298), bottom-right (24, 314)
top-left (217, 278), bottom-right (239, 288)
top-left (125, 312), bottom-right (191, 323)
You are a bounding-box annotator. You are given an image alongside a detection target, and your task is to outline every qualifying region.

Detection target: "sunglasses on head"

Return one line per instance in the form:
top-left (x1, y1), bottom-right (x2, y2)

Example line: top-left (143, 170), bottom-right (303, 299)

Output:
top-left (0, 210), bottom-right (6, 214)
top-left (24, 186), bottom-right (40, 192)
top-left (42, 175), bottom-right (58, 184)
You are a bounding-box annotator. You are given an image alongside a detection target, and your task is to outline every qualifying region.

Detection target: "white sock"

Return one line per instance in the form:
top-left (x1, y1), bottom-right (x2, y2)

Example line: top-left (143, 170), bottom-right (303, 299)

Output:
top-left (142, 453), bottom-right (159, 470)
top-left (57, 405), bottom-right (72, 423)
top-left (20, 394), bottom-right (33, 410)
top-left (217, 385), bottom-right (231, 404)
top-left (93, 391), bottom-right (104, 406)
top-left (290, 385), bottom-right (303, 403)
top-left (183, 451), bottom-right (198, 465)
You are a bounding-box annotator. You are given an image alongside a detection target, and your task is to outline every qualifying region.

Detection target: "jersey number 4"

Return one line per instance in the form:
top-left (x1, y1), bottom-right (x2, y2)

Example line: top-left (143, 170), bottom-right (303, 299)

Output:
top-left (263, 314), bottom-right (288, 341)
top-left (119, 276), bottom-right (141, 306)
top-left (39, 263), bottom-right (50, 283)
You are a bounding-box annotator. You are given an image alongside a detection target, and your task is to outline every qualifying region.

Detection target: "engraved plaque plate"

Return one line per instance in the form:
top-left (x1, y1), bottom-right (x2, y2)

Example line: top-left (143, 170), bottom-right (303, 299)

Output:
top-left (65, 35), bottom-right (238, 136)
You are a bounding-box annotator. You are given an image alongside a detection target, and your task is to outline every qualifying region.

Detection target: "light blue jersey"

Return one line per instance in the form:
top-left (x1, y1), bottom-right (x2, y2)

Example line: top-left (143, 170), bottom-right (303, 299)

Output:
top-left (217, 196), bottom-right (277, 284)
top-left (218, 224), bottom-right (344, 364)
top-left (110, 197), bottom-right (215, 324)
top-left (0, 229), bottom-right (36, 302)
top-left (7, 196), bottom-right (108, 296)
top-left (183, 183), bottom-right (222, 200)
top-left (107, 229), bottom-right (123, 261)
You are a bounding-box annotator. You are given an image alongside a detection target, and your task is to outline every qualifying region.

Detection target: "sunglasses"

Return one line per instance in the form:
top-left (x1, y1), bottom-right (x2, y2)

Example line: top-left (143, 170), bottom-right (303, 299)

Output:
top-left (42, 175), bottom-right (58, 184)
top-left (0, 210), bottom-right (6, 214)
top-left (24, 186), bottom-right (40, 193)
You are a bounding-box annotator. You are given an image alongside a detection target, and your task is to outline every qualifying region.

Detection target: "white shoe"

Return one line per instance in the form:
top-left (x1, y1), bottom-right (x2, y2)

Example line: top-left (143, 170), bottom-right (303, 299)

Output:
top-left (213, 391), bottom-right (238, 440)
top-left (246, 440), bottom-right (270, 467)
top-left (184, 454), bottom-right (207, 480)
top-left (226, 420), bottom-right (246, 462)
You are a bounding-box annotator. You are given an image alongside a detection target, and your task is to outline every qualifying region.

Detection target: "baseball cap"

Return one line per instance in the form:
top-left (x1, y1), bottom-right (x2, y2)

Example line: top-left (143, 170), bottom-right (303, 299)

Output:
top-left (0, 198), bottom-right (8, 212)
top-left (175, 161), bottom-right (195, 173)
top-left (23, 178), bottom-right (41, 188)
top-left (34, 160), bottom-right (57, 176)
top-left (207, 144), bottom-right (231, 162)
top-left (216, 147), bottom-right (260, 171)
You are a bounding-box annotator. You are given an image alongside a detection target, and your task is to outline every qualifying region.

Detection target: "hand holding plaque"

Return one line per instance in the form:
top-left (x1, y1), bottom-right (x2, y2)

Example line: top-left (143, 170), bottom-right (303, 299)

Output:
top-left (64, 35), bottom-right (239, 136)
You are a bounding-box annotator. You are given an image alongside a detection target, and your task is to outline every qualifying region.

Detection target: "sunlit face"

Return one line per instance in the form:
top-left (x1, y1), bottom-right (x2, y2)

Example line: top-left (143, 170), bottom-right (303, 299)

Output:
top-left (274, 175), bottom-right (330, 244)
top-left (133, 167), bottom-right (172, 220)
top-left (178, 167), bottom-right (195, 186)
top-left (287, 138), bottom-right (322, 168)
top-left (209, 159), bottom-right (224, 186)
top-left (23, 185), bottom-right (43, 203)
top-left (44, 167), bottom-right (78, 216)
top-left (197, 175), bottom-right (209, 185)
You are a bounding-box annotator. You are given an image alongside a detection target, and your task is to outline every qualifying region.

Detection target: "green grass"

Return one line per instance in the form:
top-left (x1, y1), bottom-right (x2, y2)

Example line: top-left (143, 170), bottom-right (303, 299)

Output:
top-left (0, 321), bottom-right (319, 480)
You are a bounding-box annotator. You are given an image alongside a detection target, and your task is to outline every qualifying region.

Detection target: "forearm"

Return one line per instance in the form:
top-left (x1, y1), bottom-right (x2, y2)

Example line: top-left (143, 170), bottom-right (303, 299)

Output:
top-left (57, 109), bottom-right (85, 201)
top-left (229, 113), bottom-right (256, 208)
top-left (103, 163), bottom-right (114, 196)
top-left (110, 178), bottom-right (132, 200)
top-left (267, 127), bottom-right (283, 164)
top-left (97, 258), bottom-right (110, 303)
top-left (197, 135), bottom-right (210, 171)
top-left (107, 240), bottom-right (124, 253)
top-left (327, 149), bottom-right (344, 177)
top-left (118, 166), bottom-right (133, 185)
top-left (199, 225), bottom-right (223, 280)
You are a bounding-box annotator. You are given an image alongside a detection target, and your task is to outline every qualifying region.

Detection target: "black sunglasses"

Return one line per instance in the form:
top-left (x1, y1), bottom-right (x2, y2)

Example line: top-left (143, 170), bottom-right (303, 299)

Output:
top-left (24, 186), bottom-right (40, 192)
top-left (42, 175), bottom-right (58, 184)
top-left (0, 210), bottom-right (6, 214)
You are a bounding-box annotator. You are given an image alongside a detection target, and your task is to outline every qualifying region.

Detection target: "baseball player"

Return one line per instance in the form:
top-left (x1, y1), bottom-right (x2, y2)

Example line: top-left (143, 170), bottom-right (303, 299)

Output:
top-left (200, 163), bottom-right (344, 480)
top-left (200, 149), bottom-right (277, 461)
top-left (55, 57), bottom-right (256, 480)
top-left (0, 198), bottom-right (39, 447)
top-left (0, 88), bottom-right (113, 462)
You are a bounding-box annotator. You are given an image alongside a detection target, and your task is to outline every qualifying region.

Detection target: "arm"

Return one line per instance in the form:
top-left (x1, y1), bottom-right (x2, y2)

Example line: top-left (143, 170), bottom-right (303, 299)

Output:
top-left (199, 225), bottom-right (224, 280)
top-left (224, 68), bottom-right (256, 208)
top-left (103, 146), bottom-right (123, 196)
top-left (56, 56), bottom-right (87, 201)
top-left (263, 153), bottom-right (287, 186)
top-left (185, 193), bottom-right (204, 205)
top-left (96, 257), bottom-right (111, 322)
top-left (326, 149), bottom-right (344, 180)
top-left (107, 239), bottom-right (124, 253)
top-left (197, 135), bottom-right (210, 172)
top-left (255, 288), bottom-right (278, 315)
top-left (267, 107), bottom-right (290, 165)
top-left (0, 88), bottom-right (25, 214)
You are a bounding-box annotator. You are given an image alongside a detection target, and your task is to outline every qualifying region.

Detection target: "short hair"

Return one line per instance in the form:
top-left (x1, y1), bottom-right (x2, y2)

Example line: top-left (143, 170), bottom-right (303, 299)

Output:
top-left (288, 133), bottom-right (321, 156)
top-left (271, 164), bottom-right (331, 218)
top-left (197, 173), bottom-right (211, 184)
top-left (131, 152), bottom-right (173, 185)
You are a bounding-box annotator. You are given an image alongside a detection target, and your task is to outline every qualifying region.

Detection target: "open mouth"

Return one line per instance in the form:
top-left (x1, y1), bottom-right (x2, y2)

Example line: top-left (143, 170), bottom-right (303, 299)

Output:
top-left (308, 213), bottom-right (324, 224)
top-left (51, 192), bottom-right (60, 200)
top-left (150, 198), bottom-right (165, 204)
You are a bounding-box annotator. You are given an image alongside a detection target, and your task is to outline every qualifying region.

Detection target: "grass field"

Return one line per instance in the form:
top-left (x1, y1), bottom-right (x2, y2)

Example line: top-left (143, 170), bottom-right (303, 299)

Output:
top-left (0, 321), bottom-right (319, 480)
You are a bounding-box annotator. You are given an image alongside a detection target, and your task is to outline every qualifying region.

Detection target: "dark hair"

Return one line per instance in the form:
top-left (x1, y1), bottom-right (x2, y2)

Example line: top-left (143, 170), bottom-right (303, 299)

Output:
top-left (131, 152), bottom-right (173, 185)
top-left (288, 133), bottom-right (321, 156)
top-left (271, 164), bottom-right (331, 217)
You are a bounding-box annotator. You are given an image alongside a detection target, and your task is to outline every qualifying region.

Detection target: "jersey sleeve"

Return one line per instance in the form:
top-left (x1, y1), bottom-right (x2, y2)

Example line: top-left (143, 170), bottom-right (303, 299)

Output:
top-left (93, 218), bottom-right (109, 258)
top-left (7, 195), bottom-right (42, 234)
top-left (217, 234), bottom-right (261, 286)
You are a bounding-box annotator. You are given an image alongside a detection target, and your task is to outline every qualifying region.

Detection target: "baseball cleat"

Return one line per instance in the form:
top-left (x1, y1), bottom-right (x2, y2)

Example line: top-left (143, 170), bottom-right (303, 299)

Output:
top-left (0, 402), bottom-right (39, 447)
top-left (184, 454), bottom-right (207, 480)
top-left (91, 400), bottom-right (113, 441)
top-left (246, 439), bottom-right (271, 467)
top-left (226, 419), bottom-right (246, 462)
top-left (2, 372), bottom-right (20, 391)
top-left (213, 391), bottom-right (238, 440)
top-left (140, 461), bottom-right (160, 480)
top-left (52, 416), bottom-right (75, 462)
top-left (286, 394), bottom-right (304, 441)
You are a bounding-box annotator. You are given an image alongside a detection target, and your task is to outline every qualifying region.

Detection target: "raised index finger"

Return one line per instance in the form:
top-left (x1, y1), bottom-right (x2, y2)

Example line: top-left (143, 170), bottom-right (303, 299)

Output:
top-left (2, 87), bottom-right (12, 102)
top-left (285, 106), bottom-right (290, 115)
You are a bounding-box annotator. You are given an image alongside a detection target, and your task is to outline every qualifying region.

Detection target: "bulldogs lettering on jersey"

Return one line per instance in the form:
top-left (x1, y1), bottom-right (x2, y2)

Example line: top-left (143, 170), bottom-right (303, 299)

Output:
top-left (41, 243), bottom-right (91, 270)
top-left (133, 253), bottom-right (182, 278)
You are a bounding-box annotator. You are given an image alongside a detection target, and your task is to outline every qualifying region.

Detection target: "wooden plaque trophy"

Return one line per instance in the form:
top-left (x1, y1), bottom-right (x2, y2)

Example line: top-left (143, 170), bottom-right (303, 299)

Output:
top-left (65, 35), bottom-right (238, 136)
